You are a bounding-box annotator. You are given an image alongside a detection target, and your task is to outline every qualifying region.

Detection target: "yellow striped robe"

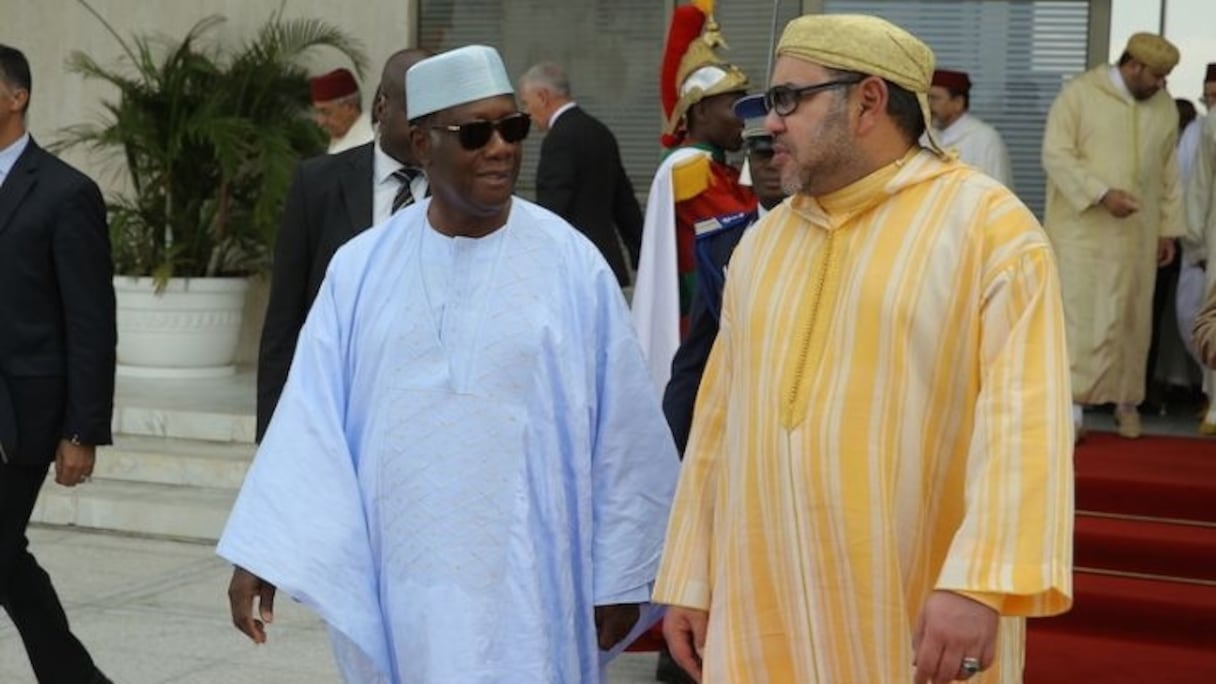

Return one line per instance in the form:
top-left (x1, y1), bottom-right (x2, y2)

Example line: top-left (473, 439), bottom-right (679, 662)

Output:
top-left (653, 150), bottom-right (1074, 683)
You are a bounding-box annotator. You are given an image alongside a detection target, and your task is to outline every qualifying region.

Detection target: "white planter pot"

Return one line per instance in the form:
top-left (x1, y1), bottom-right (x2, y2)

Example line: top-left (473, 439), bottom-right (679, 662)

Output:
top-left (114, 276), bottom-right (251, 378)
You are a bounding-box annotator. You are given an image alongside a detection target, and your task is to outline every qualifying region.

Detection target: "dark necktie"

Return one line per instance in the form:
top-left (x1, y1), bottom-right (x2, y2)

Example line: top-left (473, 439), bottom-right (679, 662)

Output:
top-left (392, 167), bottom-right (422, 212)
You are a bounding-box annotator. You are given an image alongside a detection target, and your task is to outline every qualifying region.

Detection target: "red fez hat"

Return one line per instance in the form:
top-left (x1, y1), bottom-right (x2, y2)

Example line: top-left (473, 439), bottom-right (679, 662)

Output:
top-left (309, 68), bottom-right (359, 103)
top-left (932, 69), bottom-right (972, 94)
top-left (1206, 63), bottom-right (1216, 84)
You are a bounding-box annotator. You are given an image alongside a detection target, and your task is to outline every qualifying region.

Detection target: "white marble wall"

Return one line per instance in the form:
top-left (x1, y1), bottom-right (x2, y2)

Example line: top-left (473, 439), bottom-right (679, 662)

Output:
top-left (4, 0), bottom-right (414, 364)
top-left (10, 0), bottom-right (414, 183)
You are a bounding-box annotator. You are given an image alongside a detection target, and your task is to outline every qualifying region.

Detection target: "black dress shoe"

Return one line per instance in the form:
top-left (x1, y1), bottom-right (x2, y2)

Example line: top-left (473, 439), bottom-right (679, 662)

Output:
top-left (656, 646), bottom-right (697, 684)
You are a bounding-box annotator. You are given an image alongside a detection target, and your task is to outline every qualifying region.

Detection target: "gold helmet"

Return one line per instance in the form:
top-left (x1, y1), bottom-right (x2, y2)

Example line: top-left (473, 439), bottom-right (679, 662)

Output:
top-left (660, 0), bottom-right (749, 148)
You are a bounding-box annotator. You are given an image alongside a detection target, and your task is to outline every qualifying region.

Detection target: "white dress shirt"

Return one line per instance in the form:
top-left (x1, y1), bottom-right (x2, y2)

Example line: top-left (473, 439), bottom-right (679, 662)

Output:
top-left (0, 132), bottom-right (30, 188)
top-left (373, 140), bottom-right (428, 225)
top-left (547, 101), bottom-right (577, 130)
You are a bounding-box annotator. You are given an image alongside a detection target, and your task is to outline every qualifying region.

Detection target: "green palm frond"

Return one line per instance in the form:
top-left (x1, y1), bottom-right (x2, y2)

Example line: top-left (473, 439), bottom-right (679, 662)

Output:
top-left (244, 16), bottom-right (368, 77)
top-left (63, 51), bottom-right (144, 92)
top-left (58, 0), bottom-right (349, 285)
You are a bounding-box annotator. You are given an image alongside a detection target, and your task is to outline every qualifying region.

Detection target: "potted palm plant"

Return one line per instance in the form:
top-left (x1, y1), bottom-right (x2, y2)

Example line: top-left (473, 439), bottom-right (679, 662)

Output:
top-left (55, 0), bottom-right (367, 377)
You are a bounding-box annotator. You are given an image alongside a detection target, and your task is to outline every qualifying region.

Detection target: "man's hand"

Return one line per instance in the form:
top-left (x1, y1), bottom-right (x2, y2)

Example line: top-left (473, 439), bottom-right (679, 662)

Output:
top-left (663, 606), bottom-right (708, 682)
top-left (228, 566), bottom-right (276, 644)
top-left (912, 591), bottom-right (998, 684)
top-left (594, 603), bottom-right (641, 651)
top-left (1100, 189), bottom-right (1140, 218)
top-left (1158, 238), bottom-right (1177, 267)
top-left (54, 439), bottom-right (95, 487)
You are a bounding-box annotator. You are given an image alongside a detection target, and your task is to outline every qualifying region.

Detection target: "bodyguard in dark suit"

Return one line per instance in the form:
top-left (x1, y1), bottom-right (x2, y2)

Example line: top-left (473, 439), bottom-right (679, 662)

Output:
top-left (519, 62), bottom-right (643, 286)
top-left (0, 45), bottom-right (115, 684)
top-left (257, 48), bottom-right (430, 440)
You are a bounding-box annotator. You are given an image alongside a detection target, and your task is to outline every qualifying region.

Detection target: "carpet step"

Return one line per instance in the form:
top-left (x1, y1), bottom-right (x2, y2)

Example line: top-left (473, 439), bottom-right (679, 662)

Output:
top-left (1025, 627), bottom-right (1216, 683)
top-left (30, 478), bottom-right (235, 542)
top-left (1075, 432), bottom-right (1216, 524)
top-left (1031, 571), bottom-right (1216, 649)
top-left (1075, 514), bottom-right (1216, 582)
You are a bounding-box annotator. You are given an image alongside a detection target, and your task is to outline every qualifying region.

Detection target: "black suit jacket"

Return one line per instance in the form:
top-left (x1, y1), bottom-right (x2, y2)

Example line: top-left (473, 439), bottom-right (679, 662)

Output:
top-left (0, 138), bottom-right (115, 464)
top-left (256, 142), bottom-right (375, 440)
top-left (536, 106), bottom-right (643, 285)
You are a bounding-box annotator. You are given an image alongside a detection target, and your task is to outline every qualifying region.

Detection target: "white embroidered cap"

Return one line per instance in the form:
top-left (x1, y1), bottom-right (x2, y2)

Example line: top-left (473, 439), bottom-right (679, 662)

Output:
top-left (406, 45), bottom-right (515, 120)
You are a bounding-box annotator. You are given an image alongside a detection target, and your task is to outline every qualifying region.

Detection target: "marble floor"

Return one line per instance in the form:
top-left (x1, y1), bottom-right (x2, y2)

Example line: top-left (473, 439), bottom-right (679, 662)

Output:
top-left (0, 527), bottom-right (662, 683)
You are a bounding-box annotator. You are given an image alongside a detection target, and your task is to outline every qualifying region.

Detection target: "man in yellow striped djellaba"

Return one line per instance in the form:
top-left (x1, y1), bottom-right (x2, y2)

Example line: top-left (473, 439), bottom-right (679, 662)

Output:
top-left (654, 14), bottom-right (1074, 684)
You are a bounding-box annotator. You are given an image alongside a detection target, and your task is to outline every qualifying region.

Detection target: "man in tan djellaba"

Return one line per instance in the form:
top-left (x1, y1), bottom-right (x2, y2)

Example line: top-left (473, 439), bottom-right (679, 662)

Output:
top-left (1042, 32), bottom-right (1183, 439)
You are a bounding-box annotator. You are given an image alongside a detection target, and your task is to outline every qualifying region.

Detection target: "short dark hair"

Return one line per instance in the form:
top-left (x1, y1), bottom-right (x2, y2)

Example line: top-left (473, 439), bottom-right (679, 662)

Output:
top-left (887, 81), bottom-right (926, 141)
top-left (0, 44), bottom-right (31, 113)
top-left (826, 67), bottom-right (925, 144)
top-left (1118, 50), bottom-right (1133, 67)
top-left (1176, 97), bottom-right (1198, 132)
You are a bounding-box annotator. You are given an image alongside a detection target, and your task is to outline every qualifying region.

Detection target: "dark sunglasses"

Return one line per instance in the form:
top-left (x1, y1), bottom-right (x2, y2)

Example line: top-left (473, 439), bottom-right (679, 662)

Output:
top-left (746, 139), bottom-right (775, 160)
top-left (764, 76), bottom-right (863, 117)
top-left (431, 113), bottom-right (530, 150)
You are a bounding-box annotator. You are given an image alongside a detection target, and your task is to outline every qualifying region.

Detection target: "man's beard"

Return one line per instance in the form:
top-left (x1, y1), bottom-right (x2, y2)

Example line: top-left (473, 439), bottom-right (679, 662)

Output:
top-left (780, 96), bottom-right (853, 197)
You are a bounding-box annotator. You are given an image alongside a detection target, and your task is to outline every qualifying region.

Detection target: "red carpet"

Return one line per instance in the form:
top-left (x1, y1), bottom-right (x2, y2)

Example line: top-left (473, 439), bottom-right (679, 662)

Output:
top-left (625, 625), bottom-right (665, 653)
top-left (1026, 431), bottom-right (1216, 683)
top-left (1074, 514), bottom-right (1216, 580)
top-left (1074, 431), bottom-right (1216, 521)
top-left (1029, 572), bottom-right (1216, 649)
top-left (1025, 630), bottom-right (1216, 682)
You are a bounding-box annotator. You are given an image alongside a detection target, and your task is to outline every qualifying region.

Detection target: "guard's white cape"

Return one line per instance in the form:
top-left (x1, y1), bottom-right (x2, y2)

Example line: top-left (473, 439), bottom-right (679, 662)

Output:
top-left (218, 198), bottom-right (678, 683)
top-left (631, 146), bottom-right (708, 395)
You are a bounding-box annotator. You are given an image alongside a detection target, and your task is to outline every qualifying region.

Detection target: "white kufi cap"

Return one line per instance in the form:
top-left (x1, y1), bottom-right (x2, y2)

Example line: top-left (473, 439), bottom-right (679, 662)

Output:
top-left (406, 45), bottom-right (515, 120)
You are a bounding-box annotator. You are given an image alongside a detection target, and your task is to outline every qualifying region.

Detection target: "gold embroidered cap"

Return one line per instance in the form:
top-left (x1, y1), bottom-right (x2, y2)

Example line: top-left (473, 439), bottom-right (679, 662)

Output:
top-left (1125, 32), bottom-right (1180, 72)
top-left (776, 13), bottom-right (948, 158)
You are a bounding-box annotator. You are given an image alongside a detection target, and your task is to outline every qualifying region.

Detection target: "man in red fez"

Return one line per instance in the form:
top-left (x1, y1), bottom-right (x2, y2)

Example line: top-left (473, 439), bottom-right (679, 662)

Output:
top-left (1203, 63), bottom-right (1216, 110)
top-left (927, 68), bottom-right (1012, 186)
top-left (258, 50), bottom-right (431, 441)
top-left (309, 67), bottom-right (374, 154)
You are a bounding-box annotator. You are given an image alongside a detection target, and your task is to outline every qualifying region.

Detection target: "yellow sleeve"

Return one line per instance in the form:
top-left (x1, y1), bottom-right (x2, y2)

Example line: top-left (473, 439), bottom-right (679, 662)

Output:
top-left (952, 590), bottom-right (1005, 612)
top-left (935, 213), bottom-right (1075, 617)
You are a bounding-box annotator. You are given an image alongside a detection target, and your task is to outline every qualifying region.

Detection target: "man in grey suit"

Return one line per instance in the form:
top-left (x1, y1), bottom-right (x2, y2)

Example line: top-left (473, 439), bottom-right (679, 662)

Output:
top-left (256, 48), bottom-right (430, 440)
top-left (519, 62), bottom-right (643, 286)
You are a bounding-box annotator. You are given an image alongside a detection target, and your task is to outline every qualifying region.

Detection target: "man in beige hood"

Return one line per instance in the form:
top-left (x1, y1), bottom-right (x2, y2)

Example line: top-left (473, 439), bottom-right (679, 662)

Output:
top-left (1042, 32), bottom-right (1183, 439)
top-left (655, 13), bottom-right (1074, 684)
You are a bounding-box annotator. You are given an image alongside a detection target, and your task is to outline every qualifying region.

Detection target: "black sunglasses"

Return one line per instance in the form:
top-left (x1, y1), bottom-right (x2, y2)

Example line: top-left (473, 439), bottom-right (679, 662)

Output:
top-left (431, 113), bottom-right (531, 150)
top-left (764, 77), bottom-right (864, 117)
top-left (746, 139), bottom-right (775, 160)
